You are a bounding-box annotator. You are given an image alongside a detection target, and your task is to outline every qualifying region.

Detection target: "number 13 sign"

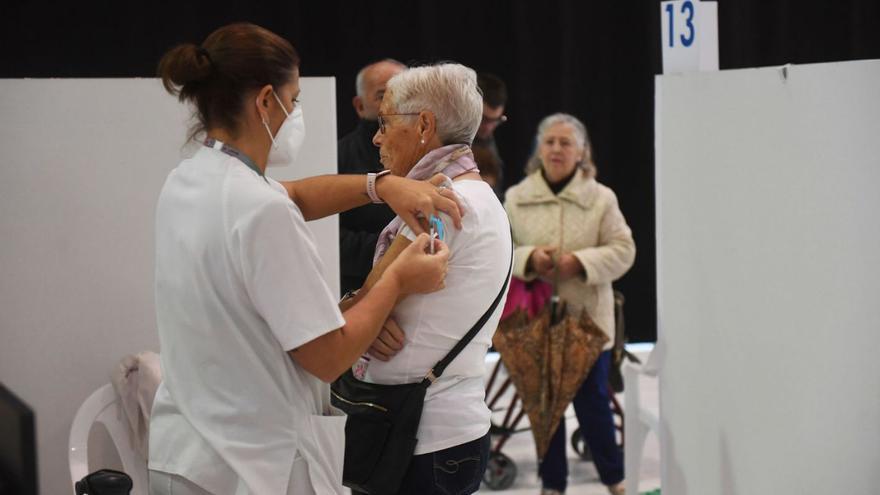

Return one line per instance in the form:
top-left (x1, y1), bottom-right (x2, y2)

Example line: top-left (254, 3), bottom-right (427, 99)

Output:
top-left (661, 0), bottom-right (718, 74)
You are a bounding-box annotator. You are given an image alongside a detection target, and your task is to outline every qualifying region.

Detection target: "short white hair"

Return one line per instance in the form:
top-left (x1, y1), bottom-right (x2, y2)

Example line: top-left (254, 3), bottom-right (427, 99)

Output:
top-left (525, 113), bottom-right (596, 177)
top-left (386, 63), bottom-right (483, 146)
top-left (355, 59), bottom-right (405, 97)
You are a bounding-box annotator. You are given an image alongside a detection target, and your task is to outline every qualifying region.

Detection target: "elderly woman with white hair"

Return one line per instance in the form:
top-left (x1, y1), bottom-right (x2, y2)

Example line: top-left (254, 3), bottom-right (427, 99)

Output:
top-left (341, 63), bottom-right (512, 494)
top-left (504, 113), bottom-right (635, 495)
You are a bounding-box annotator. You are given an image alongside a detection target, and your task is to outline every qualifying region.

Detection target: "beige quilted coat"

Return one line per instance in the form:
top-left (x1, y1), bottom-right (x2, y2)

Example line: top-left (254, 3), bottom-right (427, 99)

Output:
top-left (504, 169), bottom-right (636, 347)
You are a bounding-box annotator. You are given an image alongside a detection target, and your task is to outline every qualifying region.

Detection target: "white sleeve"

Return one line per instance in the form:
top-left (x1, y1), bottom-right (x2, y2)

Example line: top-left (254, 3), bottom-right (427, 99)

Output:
top-left (234, 198), bottom-right (345, 351)
top-left (397, 213), bottom-right (462, 257)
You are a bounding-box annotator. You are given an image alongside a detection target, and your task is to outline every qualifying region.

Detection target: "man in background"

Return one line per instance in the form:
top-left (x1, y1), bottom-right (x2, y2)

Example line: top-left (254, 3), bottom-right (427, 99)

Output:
top-left (338, 59), bottom-right (406, 295)
top-left (474, 72), bottom-right (508, 195)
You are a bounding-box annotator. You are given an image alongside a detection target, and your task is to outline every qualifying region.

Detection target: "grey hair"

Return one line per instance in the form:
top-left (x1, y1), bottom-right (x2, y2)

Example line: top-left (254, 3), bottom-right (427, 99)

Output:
top-left (386, 62), bottom-right (483, 146)
top-left (355, 59), bottom-right (406, 97)
top-left (525, 113), bottom-right (596, 178)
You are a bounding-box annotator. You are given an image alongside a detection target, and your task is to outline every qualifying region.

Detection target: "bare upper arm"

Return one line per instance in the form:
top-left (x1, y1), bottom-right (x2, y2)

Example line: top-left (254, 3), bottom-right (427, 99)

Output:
top-left (361, 234), bottom-right (412, 293)
top-left (280, 181), bottom-right (298, 206)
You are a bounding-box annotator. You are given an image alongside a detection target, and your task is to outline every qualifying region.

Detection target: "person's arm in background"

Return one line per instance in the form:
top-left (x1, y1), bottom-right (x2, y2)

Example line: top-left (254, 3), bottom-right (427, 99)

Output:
top-left (505, 190), bottom-right (563, 281)
top-left (566, 190), bottom-right (636, 283)
top-left (505, 193), bottom-right (552, 280)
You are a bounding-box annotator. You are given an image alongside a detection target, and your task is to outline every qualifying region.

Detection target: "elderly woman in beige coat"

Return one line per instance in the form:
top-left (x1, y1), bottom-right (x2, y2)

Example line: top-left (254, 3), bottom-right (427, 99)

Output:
top-left (504, 113), bottom-right (635, 495)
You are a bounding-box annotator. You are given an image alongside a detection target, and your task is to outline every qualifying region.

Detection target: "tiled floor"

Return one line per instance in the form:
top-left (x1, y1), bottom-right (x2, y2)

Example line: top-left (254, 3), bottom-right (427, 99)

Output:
top-left (476, 346), bottom-right (660, 495)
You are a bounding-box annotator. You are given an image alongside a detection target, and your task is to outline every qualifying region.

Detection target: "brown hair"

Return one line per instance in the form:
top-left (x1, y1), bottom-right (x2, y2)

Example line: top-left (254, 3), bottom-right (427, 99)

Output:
top-left (477, 72), bottom-right (507, 108)
top-left (472, 144), bottom-right (501, 181)
top-left (158, 23), bottom-right (300, 141)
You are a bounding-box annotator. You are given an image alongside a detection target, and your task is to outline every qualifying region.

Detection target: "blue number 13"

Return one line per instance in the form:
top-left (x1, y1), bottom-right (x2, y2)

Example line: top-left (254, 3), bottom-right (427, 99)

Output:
top-left (666, 1), bottom-right (696, 48)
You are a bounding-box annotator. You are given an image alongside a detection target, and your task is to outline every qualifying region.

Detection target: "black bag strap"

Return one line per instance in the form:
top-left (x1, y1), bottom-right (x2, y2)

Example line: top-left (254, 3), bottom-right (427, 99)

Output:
top-left (422, 240), bottom-right (514, 386)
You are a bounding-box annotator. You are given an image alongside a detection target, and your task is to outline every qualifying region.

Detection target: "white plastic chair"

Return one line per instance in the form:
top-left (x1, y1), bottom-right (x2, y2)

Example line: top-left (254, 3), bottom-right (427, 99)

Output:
top-left (623, 350), bottom-right (660, 495)
top-left (69, 383), bottom-right (148, 495)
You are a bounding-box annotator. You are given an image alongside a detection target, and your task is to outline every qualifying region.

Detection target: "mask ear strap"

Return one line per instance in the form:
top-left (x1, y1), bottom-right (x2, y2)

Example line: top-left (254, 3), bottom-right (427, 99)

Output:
top-left (262, 117), bottom-right (277, 149)
top-left (259, 112), bottom-right (275, 151)
top-left (257, 92), bottom-right (278, 149)
top-left (272, 91), bottom-right (291, 118)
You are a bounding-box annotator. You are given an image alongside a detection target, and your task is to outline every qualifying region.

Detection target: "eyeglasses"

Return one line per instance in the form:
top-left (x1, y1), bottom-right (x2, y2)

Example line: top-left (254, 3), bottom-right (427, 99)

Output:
top-left (481, 114), bottom-right (508, 126)
top-left (377, 113), bottom-right (420, 134)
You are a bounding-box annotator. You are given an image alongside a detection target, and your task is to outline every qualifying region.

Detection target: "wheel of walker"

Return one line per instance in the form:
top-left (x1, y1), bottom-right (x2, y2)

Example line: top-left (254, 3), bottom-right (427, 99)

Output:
top-left (482, 451), bottom-right (517, 490)
top-left (571, 427), bottom-right (593, 461)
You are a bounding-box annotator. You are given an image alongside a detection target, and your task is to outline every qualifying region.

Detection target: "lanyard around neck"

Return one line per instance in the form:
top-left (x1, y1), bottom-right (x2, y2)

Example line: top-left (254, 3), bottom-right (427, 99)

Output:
top-left (203, 137), bottom-right (268, 183)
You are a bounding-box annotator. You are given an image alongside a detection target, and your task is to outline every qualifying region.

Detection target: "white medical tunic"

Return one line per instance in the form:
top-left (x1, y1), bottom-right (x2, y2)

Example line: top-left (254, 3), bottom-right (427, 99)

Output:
top-left (149, 146), bottom-right (346, 495)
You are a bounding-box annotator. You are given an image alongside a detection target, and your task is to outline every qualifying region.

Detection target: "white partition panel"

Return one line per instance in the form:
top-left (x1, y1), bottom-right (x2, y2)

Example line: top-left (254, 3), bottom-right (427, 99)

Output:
top-left (656, 60), bottom-right (880, 494)
top-left (0, 77), bottom-right (337, 495)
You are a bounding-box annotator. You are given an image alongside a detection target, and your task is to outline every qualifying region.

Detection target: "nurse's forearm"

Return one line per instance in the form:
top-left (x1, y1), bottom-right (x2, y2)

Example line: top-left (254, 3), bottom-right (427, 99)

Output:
top-left (288, 272), bottom-right (402, 383)
top-left (281, 175), bottom-right (371, 221)
top-left (284, 175), bottom-right (462, 234)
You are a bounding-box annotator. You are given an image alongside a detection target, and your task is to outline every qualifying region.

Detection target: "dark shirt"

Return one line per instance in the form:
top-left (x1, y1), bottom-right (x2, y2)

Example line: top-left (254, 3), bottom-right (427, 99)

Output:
top-left (337, 120), bottom-right (396, 295)
top-left (542, 167), bottom-right (578, 195)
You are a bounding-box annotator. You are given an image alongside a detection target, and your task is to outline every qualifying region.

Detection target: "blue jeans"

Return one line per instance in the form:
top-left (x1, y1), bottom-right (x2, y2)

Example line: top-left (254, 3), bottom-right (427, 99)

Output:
top-left (539, 351), bottom-right (624, 490)
top-left (394, 433), bottom-right (490, 495)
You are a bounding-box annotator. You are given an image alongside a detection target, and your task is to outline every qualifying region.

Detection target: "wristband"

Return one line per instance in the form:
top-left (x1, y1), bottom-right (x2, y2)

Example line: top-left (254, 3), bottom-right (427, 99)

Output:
top-left (366, 170), bottom-right (391, 204)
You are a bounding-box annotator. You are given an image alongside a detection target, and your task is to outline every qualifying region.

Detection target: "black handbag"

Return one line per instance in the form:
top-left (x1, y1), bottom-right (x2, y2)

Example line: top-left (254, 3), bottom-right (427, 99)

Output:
top-left (331, 255), bottom-right (512, 495)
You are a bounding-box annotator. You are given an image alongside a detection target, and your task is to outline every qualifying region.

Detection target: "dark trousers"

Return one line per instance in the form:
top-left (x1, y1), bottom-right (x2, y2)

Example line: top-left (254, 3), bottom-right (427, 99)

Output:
top-left (538, 351), bottom-right (624, 490)
top-left (393, 433), bottom-right (490, 495)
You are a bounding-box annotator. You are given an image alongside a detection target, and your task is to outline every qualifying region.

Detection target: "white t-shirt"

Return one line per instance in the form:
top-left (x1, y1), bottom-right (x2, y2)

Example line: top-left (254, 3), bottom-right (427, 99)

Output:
top-left (363, 179), bottom-right (512, 455)
top-left (149, 146), bottom-right (346, 495)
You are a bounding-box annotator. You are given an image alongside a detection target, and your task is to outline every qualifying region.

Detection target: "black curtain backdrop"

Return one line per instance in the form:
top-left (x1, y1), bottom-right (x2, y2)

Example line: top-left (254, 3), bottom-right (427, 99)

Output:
top-left (3, 1), bottom-right (878, 342)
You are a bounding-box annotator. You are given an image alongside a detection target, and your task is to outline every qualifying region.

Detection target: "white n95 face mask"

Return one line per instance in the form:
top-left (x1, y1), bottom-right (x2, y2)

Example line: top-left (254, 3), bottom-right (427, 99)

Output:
top-left (264, 91), bottom-right (306, 168)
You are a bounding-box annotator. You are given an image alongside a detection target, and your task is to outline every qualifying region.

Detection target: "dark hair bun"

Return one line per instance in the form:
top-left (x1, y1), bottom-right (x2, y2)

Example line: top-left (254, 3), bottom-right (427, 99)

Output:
top-left (158, 43), bottom-right (213, 98)
top-left (156, 23), bottom-right (299, 141)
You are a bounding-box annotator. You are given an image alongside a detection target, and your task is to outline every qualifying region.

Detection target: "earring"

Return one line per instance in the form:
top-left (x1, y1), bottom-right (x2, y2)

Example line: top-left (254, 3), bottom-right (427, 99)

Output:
top-left (420, 138), bottom-right (425, 144)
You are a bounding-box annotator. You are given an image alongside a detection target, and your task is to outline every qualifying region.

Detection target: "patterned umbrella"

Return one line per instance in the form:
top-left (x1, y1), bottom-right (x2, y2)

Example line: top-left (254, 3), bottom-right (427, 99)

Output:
top-left (493, 295), bottom-right (608, 460)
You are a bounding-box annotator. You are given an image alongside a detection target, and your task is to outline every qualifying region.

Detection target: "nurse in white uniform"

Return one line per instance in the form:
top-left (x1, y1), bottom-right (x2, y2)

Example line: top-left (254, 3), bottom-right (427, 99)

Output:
top-left (148, 23), bottom-right (458, 495)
